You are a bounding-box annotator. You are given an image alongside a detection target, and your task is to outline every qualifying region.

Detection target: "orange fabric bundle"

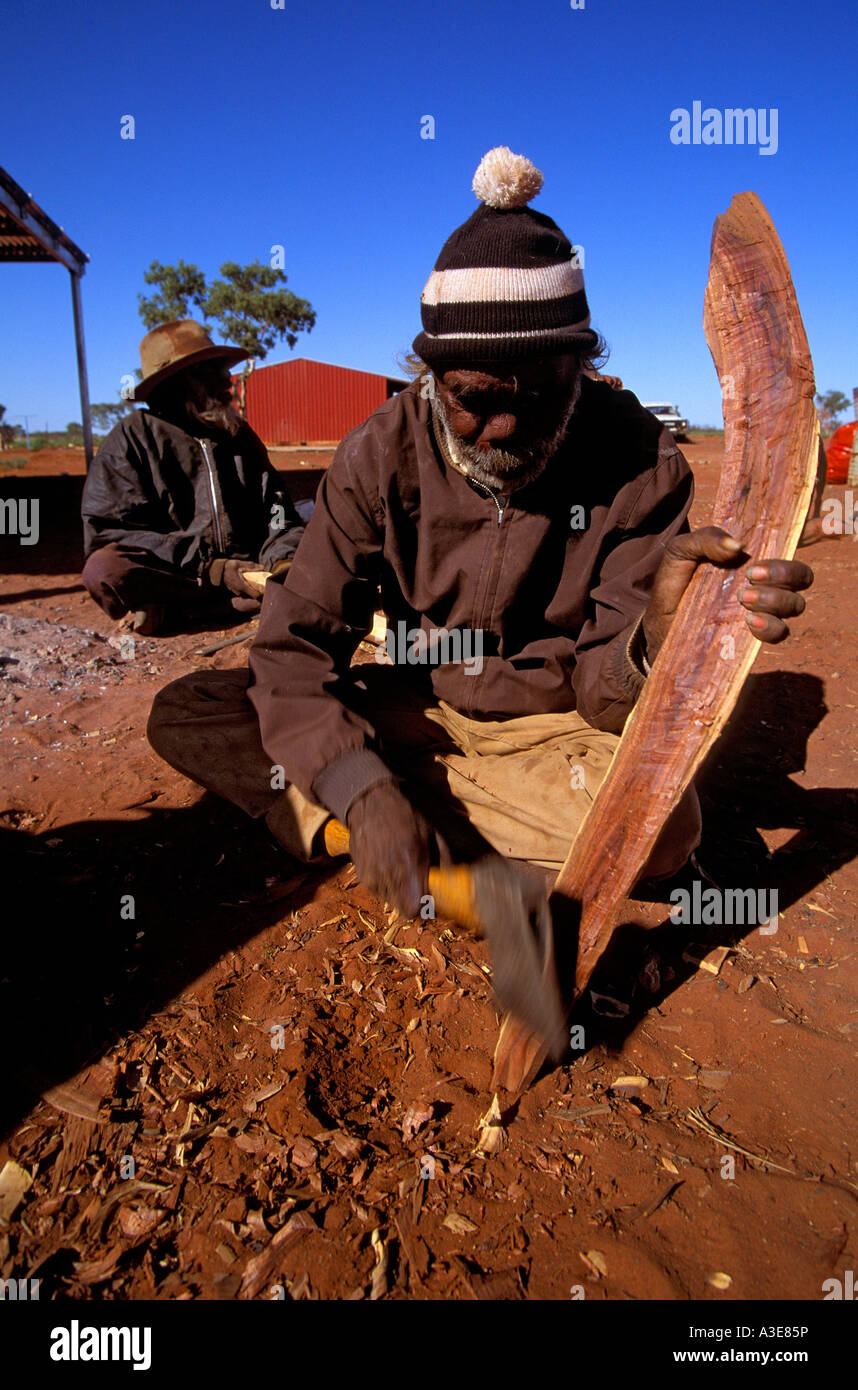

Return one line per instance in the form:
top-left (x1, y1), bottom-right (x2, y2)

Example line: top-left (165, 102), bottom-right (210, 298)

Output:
top-left (826, 421), bottom-right (857, 484)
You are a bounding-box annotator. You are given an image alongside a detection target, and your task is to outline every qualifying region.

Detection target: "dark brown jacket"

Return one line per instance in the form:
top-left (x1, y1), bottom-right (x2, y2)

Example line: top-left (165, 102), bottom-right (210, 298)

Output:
top-left (82, 409), bottom-right (304, 578)
top-left (249, 377), bottom-right (693, 821)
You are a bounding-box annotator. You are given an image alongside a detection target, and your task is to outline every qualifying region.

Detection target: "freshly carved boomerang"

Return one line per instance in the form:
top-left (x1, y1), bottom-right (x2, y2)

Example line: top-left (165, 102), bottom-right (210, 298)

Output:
top-left (492, 191), bottom-right (825, 1093)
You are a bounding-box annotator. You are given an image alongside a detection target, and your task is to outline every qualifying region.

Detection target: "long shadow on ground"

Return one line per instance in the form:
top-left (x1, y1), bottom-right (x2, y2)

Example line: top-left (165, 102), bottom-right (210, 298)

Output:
top-left (554, 668), bottom-right (858, 1058)
top-left (0, 795), bottom-right (334, 1137)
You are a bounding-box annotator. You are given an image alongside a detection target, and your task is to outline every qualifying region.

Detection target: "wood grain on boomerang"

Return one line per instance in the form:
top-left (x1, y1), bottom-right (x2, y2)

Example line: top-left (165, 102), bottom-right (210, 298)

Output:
top-left (492, 192), bottom-right (821, 1093)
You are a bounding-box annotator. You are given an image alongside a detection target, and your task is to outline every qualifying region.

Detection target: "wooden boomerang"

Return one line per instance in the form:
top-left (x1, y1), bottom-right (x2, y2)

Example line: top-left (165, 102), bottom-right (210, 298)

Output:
top-left (492, 191), bottom-right (825, 1093)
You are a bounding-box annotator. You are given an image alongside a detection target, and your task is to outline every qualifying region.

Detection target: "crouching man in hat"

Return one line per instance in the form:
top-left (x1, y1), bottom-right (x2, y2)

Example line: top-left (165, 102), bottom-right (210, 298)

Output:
top-left (81, 320), bottom-right (305, 635)
top-left (147, 148), bottom-right (814, 912)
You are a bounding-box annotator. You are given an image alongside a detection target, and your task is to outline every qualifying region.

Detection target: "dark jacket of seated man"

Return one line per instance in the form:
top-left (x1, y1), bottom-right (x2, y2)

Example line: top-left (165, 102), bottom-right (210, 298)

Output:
top-left (81, 320), bottom-right (305, 634)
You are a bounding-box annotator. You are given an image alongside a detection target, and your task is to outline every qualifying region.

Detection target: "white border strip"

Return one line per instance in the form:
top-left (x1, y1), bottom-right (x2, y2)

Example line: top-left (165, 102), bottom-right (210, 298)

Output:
top-left (421, 261), bottom-right (584, 306)
top-left (425, 322), bottom-right (591, 341)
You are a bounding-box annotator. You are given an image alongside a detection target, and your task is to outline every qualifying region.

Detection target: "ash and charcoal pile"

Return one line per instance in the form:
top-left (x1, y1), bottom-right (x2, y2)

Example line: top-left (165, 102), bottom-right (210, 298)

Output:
top-left (0, 613), bottom-right (157, 697)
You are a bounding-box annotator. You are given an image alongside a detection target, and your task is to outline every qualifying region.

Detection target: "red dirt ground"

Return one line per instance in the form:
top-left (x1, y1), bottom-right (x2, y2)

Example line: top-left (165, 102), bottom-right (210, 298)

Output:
top-left (0, 437), bottom-right (856, 1302)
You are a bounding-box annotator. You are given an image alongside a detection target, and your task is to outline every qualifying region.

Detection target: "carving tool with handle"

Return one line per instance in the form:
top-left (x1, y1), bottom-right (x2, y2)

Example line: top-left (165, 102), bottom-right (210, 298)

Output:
top-left (323, 818), bottom-right (568, 1062)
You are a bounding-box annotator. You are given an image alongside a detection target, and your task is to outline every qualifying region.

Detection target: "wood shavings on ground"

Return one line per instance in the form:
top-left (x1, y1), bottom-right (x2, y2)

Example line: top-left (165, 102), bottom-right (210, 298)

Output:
top-left (2, 441), bottom-right (858, 1300)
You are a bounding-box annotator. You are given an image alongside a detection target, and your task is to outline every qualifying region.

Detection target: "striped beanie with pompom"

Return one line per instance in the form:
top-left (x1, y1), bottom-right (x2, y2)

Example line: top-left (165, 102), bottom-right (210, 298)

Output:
top-left (413, 146), bottom-right (597, 365)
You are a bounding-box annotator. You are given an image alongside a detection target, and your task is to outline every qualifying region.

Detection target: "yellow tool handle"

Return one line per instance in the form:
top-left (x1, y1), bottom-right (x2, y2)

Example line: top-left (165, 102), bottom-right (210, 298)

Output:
top-left (323, 818), bottom-right (483, 935)
top-left (323, 818), bottom-right (352, 856)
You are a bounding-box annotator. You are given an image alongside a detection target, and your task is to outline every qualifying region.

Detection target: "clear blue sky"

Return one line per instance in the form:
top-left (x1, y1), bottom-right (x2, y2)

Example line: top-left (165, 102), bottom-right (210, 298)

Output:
top-left (1, 0), bottom-right (855, 432)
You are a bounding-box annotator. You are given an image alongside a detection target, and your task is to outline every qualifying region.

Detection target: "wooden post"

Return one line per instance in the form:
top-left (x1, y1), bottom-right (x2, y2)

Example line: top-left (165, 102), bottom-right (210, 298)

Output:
top-left (70, 269), bottom-right (93, 468)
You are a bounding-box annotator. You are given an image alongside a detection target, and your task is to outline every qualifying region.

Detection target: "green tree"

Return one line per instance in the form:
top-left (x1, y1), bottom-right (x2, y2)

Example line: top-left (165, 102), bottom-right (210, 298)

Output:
top-left (138, 260), bottom-right (209, 330)
top-left (91, 401), bottom-right (134, 434)
top-left (205, 260), bottom-right (315, 359)
top-left (815, 389), bottom-right (851, 435)
top-left (66, 421), bottom-right (84, 442)
top-left (137, 259), bottom-right (315, 365)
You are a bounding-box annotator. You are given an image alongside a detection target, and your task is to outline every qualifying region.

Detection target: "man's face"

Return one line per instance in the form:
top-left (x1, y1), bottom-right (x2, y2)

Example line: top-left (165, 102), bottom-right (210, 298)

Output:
top-left (431, 354), bottom-right (582, 489)
top-left (181, 361), bottom-right (242, 437)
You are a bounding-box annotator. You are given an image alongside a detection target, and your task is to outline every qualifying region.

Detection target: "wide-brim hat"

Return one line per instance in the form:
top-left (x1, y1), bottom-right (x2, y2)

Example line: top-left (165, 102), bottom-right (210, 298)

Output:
top-left (134, 319), bottom-right (248, 401)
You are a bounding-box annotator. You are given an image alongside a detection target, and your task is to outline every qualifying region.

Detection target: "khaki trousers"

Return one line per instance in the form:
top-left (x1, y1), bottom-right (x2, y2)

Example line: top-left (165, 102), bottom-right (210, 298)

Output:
top-left (266, 674), bottom-right (623, 870)
top-left (148, 668), bottom-right (697, 875)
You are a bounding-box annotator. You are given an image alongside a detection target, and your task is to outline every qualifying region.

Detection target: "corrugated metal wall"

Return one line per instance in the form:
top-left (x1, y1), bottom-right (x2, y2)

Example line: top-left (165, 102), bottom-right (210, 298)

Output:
top-left (243, 357), bottom-right (402, 445)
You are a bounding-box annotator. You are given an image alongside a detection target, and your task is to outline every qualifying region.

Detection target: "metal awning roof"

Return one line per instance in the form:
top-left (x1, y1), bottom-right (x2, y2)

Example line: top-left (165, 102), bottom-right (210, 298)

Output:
top-left (0, 165), bottom-right (88, 273)
top-left (0, 164), bottom-right (93, 464)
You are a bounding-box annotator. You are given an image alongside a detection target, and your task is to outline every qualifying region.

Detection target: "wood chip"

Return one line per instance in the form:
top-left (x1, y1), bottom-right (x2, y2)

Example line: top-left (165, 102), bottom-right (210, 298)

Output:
top-left (682, 944), bottom-right (731, 976)
top-left (239, 1210), bottom-right (315, 1299)
top-left (395, 1209), bottom-right (431, 1279)
top-left (234, 1131), bottom-right (272, 1155)
top-left (118, 1206), bottom-right (167, 1239)
top-left (73, 1243), bottom-right (125, 1286)
top-left (579, 1248), bottom-right (608, 1278)
top-left (698, 1069), bottom-right (731, 1091)
top-left (428, 942), bottom-right (448, 980)
top-left (369, 1227), bottom-right (388, 1300)
top-left (383, 930), bottom-right (428, 967)
top-left (0, 1160), bottom-right (32, 1224)
top-left (247, 1209), bottom-right (267, 1236)
top-left (290, 1137), bottom-right (319, 1169)
top-left (331, 1131), bottom-right (363, 1162)
top-left (736, 973), bottom-right (756, 994)
top-left (475, 1094), bottom-right (507, 1156)
top-left (443, 1213), bottom-right (478, 1235)
top-left (92, 1179), bottom-right (172, 1239)
top-left (242, 1081), bottom-right (284, 1115)
top-left (402, 1102), bottom-right (434, 1141)
top-left (546, 1104), bottom-right (611, 1123)
top-left (610, 1075), bottom-right (650, 1099)
top-left (288, 1271), bottom-right (316, 1300)
top-left (41, 1086), bottom-right (105, 1123)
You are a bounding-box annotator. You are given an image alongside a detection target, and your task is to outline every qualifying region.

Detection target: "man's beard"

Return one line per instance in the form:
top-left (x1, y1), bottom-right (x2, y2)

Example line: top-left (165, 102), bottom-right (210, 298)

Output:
top-left (184, 392), bottom-right (242, 438)
top-left (430, 373), bottom-right (581, 493)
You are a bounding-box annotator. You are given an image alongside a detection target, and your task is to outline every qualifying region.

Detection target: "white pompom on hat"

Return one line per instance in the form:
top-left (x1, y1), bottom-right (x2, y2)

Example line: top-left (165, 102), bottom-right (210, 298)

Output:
top-left (414, 146), bottom-right (595, 365)
top-left (471, 146), bottom-right (544, 210)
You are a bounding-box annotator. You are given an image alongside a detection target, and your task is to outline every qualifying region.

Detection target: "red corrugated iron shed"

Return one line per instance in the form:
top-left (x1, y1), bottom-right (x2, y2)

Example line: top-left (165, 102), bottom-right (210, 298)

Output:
top-left (242, 357), bottom-right (407, 445)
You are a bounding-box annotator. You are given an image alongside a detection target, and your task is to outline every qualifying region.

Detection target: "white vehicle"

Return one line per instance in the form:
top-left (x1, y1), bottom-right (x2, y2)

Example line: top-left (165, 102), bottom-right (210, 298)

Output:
top-left (642, 402), bottom-right (689, 438)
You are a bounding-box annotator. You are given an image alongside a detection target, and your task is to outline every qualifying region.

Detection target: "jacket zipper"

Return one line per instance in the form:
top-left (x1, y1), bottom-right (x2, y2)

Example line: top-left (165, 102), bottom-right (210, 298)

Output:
top-left (468, 476), bottom-right (507, 524)
top-left (456, 478), bottom-right (513, 715)
top-left (200, 440), bottom-right (226, 551)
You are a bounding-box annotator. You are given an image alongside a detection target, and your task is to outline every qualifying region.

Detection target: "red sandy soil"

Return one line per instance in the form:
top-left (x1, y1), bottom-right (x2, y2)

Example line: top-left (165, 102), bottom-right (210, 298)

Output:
top-left (0, 437), bottom-right (856, 1302)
